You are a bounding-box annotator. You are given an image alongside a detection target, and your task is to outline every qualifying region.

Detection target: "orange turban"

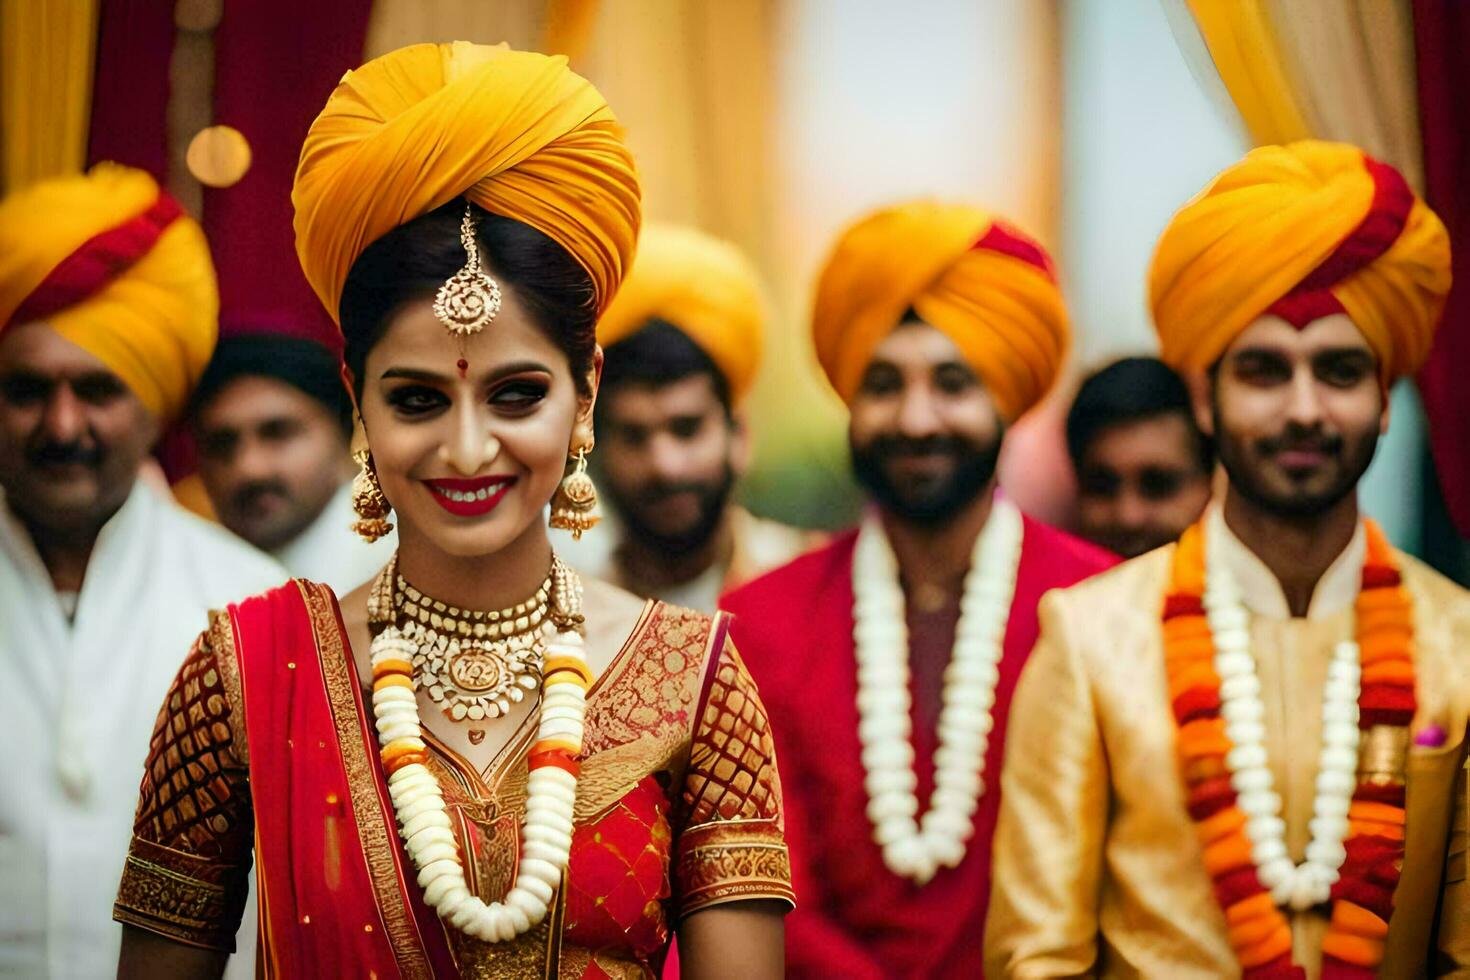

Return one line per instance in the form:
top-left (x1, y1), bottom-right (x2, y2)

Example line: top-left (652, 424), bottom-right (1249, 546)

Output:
top-left (812, 201), bottom-right (1068, 421)
top-left (597, 224), bottom-right (764, 399)
top-left (1149, 141), bottom-right (1451, 382)
top-left (0, 164), bottom-right (218, 421)
top-left (293, 41), bottom-right (641, 324)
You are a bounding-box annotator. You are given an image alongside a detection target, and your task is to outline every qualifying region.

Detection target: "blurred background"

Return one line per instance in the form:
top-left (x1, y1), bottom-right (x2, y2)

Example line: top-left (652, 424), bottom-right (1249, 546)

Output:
top-left (3, 0), bottom-right (1466, 576)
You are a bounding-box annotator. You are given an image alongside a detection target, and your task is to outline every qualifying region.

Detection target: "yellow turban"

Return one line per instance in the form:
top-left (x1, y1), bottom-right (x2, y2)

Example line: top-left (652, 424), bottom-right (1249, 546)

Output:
top-left (1149, 140), bottom-right (1451, 382)
top-left (0, 164), bottom-right (218, 421)
top-left (812, 201), bottom-right (1068, 421)
top-left (597, 224), bottom-right (764, 399)
top-left (293, 41), bottom-right (641, 324)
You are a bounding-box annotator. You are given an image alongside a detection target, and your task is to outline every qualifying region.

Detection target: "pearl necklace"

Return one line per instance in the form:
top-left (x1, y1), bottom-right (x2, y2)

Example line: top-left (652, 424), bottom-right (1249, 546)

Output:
top-left (368, 557), bottom-right (591, 942)
top-left (851, 498), bottom-right (1023, 884)
top-left (1203, 518), bottom-right (1360, 911)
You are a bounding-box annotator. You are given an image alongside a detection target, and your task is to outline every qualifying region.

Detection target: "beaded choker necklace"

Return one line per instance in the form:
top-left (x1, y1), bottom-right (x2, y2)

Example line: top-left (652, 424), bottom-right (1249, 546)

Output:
top-left (370, 558), bottom-right (553, 722)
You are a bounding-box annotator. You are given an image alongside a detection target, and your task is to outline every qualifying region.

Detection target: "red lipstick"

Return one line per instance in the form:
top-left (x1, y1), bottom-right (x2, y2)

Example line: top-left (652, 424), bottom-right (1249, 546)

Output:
top-left (423, 476), bottom-right (515, 517)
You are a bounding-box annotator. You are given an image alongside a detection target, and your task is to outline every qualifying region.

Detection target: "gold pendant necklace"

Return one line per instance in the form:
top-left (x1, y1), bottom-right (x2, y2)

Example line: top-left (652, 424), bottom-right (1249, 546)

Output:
top-left (369, 556), bottom-right (555, 722)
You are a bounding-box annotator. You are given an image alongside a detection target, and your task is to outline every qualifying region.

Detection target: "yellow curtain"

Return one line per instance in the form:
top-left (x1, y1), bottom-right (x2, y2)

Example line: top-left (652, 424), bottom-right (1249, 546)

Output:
top-left (1267, 0), bottom-right (1422, 187)
top-left (1185, 0), bottom-right (1310, 145)
top-left (1184, 0), bottom-right (1423, 188)
top-left (543, 0), bottom-right (599, 63)
top-left (364, 0), bottom-right (543, 58)
top-left (0, 0), bottom-right (101, 195)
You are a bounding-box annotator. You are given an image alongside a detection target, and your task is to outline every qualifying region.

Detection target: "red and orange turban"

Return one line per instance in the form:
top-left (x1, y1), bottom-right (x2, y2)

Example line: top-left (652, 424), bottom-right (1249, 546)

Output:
top-left (0, 164), bottom-right (218, 421)
top-left (1149, 141), bottom-right (1451, 382)
top-left (812, 201), bottom-right (1068, 421)
top-left (597, 224), bottom-right (765, 400)
top-left (293, 41), bottom-right (641, 324)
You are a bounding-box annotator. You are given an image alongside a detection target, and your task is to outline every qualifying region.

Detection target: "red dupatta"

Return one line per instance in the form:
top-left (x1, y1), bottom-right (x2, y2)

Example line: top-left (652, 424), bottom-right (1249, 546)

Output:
top-left (229, 581), bottom-right (460, 978)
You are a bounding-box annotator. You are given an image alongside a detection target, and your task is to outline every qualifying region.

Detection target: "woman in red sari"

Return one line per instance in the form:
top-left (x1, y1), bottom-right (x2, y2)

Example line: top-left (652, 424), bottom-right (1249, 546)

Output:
top-left (113, 41), bottom-right (792, 979)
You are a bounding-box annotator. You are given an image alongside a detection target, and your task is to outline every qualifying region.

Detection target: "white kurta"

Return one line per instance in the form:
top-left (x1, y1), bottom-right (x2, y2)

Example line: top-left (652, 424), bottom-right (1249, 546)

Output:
top-left (270, 480), bottom-right (393, 595)
top-left (0, 480), bottom-right (284, 979)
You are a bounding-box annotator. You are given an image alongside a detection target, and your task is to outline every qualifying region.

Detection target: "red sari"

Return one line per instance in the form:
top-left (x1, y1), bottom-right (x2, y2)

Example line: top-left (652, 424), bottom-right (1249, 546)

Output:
top-left (114, 580), bottom-right (793, 978)
top-left (721, 514), bottom-right (1115, 978)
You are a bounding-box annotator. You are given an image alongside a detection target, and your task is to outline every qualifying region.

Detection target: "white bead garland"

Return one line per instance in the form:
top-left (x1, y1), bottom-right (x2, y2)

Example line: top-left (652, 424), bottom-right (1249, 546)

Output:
top-left (1203, 520), bottom-right (1360, 911)
top-left (852, 498), bottom-right (1023, 884)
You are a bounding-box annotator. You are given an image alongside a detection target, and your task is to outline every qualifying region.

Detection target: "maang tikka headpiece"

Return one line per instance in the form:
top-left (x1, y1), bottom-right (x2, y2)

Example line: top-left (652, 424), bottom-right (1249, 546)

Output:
top-left (433, 204), bottom-right (503, 337)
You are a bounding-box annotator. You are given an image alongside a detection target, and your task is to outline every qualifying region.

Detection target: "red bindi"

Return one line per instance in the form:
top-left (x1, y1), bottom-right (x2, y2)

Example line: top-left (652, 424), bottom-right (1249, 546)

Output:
top-left (456, 358), bottom-right (469, 378)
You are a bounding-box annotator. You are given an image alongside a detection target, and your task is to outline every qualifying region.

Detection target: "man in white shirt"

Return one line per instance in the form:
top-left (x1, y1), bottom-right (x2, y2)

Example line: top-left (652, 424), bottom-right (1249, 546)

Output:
top-left (0, 165), bottom-right (282, 979)
top-left (191, 332), bottom-right (393, 593)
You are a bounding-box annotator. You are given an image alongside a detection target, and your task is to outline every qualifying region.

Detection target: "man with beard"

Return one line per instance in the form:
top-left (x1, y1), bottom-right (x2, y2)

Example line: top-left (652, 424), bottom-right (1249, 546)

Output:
top-left (561, 223), bottom-right (815, 611)
top-left (1066, 356), bottom-right (1213, 558)
top-left (987, 142), bottom-right (1470, 977)
top-left (722, 201), bottom-right (1116, 978)
top-left (0, 166), bottom-right (281, 977)
top-left (192, 331), bottom-right (393, 592)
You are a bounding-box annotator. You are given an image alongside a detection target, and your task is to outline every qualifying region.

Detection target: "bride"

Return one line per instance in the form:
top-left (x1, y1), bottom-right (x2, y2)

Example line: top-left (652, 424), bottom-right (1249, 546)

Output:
top-left (114, 41), bottom-right (791, 979)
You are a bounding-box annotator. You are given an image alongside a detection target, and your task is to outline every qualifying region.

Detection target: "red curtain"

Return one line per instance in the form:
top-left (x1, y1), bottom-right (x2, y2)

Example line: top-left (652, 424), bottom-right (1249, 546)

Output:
top-left (86, 0), bottom-right (175, 180)
top-left (205, 0), bottom-right (370, 352)
top-left (87, 2), bottom-right (369, 480)
top-left (1414, 0), bottom-right (1470, 536)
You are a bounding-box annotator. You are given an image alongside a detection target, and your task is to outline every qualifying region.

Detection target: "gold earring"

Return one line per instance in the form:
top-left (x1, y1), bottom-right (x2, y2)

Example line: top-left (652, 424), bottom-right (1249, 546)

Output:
top-left (549, 446), bottom-right (599, 539)
top-left (351, 449), bottom-right (394, 542)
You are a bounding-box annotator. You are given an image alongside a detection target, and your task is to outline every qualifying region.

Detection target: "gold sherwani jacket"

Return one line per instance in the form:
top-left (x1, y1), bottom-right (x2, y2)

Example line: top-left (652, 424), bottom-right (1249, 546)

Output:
top-left (985, 525), bottom-right (1470, 979)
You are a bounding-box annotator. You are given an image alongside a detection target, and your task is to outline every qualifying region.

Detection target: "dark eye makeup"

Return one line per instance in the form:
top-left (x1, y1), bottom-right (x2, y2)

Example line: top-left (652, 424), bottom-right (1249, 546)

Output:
top-left (382, 373), bottom-right (553, 419)
top-left (384, 384), bottom-right (449, 416)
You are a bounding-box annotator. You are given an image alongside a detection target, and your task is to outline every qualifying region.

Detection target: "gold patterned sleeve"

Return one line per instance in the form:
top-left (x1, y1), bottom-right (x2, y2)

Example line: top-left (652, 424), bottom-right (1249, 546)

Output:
top-left (113, 612), bottom-right (254, 951)
top-left (673, 628), bottom-right (796, 918)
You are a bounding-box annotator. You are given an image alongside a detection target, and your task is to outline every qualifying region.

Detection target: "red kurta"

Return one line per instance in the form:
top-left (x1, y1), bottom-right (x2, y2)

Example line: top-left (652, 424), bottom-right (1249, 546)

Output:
top-left (722, 513), bottom-right (1115, 978)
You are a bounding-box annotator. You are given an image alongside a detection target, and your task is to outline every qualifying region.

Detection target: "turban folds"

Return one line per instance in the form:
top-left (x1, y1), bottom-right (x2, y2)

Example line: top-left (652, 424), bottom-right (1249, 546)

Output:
top-left (1149, 140), bottom-right (1451, 382)
top-left (0, 164), bottom-right (219, 421)
top-left (812, 201), bottom-right (1068, 421)
top-left (597, 224), bottom-right (764, 399)
top-left (293, 41), bottom-right (641, 324)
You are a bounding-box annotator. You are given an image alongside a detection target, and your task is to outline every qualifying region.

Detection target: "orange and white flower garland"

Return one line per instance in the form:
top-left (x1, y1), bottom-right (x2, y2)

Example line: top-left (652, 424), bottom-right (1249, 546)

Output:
top-left (370, 559), bottom-right (590, 943)
top-left (852, 498), bottom-right (1022, 884)
top-left (1201, 514), bottom-right (1360, 912)
top-left (1163, 517), bottom-right (1415, 979)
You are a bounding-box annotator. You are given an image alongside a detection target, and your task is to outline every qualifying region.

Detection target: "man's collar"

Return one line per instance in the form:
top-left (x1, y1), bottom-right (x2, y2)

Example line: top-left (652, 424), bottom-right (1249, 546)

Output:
top-left (1205, 503), bottom-right (1364, 620)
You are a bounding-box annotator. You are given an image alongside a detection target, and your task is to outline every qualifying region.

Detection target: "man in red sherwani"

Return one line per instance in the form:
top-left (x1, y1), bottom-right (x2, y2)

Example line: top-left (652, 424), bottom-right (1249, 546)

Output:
top-left (723, 201), bottom-right (1116, 978)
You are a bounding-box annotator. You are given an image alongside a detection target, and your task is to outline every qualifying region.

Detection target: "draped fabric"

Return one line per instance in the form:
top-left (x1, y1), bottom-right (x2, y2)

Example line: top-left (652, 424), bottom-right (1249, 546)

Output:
top-left (1182, 0), bottom-right (1424, 185)
top-left (1414, 0), bottom-right (1470, 538)
top-left (115, 585), bottom-right (794, 977)
top-left (85, 0), bottom-right (175, 183)
top-left (0, 0), bottom-right (99, 195)
top-left (203, 0), bottom-right (372, 353)
top-left (1183, 0), bottom-right (1311, 146)
top-left (292, 41), bottom-right (641, 325)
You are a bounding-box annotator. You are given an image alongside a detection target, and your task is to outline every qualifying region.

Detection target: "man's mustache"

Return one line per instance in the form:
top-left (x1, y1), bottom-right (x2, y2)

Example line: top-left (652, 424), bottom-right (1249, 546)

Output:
top-left (634, 480), bottom-right (715, 505)
top-left (1256, 425), bottom-right (1343, 458)
top-left (26, 440), bottom-right (103, 468)
top-left (231, 479), bottom-right (291, 511)
top-left (868, 435), bottom-right (975, 460)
